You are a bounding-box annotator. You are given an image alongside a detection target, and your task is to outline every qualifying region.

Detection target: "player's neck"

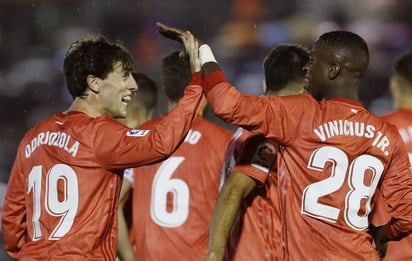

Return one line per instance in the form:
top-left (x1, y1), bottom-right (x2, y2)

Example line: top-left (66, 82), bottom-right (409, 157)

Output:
top-left (64, 97), bottom-right (102, 118)
top-left (327, 83), bottom-right (359, 101)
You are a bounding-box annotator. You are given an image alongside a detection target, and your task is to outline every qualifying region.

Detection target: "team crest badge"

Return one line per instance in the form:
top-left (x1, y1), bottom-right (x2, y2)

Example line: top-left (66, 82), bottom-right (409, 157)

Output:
top-left (251, 142), bottom-right (277, 169)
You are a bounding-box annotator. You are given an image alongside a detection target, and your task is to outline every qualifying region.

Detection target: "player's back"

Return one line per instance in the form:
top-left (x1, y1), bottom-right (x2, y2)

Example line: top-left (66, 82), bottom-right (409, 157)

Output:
top-left (380, 108), bottom-right (412, 261)
top-left (131, 116), bottom-right (232, 260)
top-left (382, 108), bottom-right (412, 160)
top-left (276, 96), bottom-right (411, 261)
top-left (3, 111), bottom-right (125, 260)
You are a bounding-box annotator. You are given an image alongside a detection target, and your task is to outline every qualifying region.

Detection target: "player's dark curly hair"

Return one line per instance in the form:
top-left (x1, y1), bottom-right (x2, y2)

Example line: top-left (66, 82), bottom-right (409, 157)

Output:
top-left (63, 35), bottom-right (134, 99)
top-left (161, 50), bottom-right (191, 103)
top-left (264, 43), bottom-right (309, 92)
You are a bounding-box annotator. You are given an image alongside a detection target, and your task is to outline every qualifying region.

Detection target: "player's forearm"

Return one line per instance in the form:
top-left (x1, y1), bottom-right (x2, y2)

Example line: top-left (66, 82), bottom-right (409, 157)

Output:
top-left (207, 189), bottom-right (242, 260)
top-left (200, 47), bottom-right (269, 133)
top-left (207, 174), bottom-right (252, 260)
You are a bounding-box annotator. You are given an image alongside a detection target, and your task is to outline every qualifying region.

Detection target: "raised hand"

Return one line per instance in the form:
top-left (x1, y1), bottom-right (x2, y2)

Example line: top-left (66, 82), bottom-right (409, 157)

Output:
top-left (157, 22), bottom-right (201, 73)
top-left (156, 22), bottom-right (204, 45)
top-left (181, 31), bottom-right (200, 73)
top-left (156, 22), bottom-right (185, 43)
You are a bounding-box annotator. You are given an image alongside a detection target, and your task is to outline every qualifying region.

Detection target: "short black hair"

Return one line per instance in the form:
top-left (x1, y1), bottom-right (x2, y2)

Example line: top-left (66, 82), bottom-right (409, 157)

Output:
top-left (264, 43), bottom-right (309, 92)
top-left (131, 72), bottom-right (158, 110)
top-left (64, 35), bottom-right (134, 99)
top-left (161, 50), bottom-right (191, 103)
top-left (394, 52), bottom-right (412, 89)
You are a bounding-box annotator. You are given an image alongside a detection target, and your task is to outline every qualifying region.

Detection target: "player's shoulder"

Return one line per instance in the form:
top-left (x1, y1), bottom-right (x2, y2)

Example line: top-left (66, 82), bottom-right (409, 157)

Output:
top-left (275, 93), bottom-right (315, 103)
top-left (232, 128), bottom-right (276, 153)
top-left (23, 113), bottom-right (61, 137)
top-left (381, 109), bottom-right (412, 124)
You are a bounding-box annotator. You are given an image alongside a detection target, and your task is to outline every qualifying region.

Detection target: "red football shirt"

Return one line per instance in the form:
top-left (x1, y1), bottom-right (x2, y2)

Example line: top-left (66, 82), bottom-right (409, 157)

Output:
top-left (1, 79), bottom-right (203, 260)
top-left (379, 108), bottom-right (412, 261)
top-left (223, 127), bottom-right (280, 261)
top-left (382, 109), bottom-right (412, 163)
top-left (203, 71), bottom-right (412, 260)
top-left (128, 116), bottom-right (232, 260)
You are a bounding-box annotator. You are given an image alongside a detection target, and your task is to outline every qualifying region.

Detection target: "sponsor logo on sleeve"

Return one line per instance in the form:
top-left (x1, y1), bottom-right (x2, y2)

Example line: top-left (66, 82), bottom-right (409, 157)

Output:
top-left (126, 129), bottom-right (151, 137)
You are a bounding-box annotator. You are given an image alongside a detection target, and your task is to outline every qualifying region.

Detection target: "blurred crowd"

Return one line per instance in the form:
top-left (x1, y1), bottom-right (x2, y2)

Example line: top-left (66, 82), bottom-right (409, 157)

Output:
top-left (0, 1), bottom-right (412, 256)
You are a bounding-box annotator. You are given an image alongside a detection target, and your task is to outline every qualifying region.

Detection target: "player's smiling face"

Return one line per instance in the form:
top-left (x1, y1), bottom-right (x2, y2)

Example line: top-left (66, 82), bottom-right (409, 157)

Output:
top-left (99, 62), bottom-right (137, 118)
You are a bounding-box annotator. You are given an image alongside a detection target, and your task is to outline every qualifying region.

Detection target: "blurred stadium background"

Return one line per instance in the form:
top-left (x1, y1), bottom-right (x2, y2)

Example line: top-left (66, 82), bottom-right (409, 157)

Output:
top-left (1, 0), bottom-right (412, 259)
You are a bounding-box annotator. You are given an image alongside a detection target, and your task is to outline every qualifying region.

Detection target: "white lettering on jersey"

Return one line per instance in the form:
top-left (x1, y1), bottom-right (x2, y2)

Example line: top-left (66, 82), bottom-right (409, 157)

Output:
top-left (126, 129), bottom-right (150, 137)
top-left (313, 120), bottom-right (390, 155)
top-left (25, 131), bottom-right (80, 158)
top-left (398, 125), bottom-right (412, 143)
top-left (184, 129), bottom-right (202, 144)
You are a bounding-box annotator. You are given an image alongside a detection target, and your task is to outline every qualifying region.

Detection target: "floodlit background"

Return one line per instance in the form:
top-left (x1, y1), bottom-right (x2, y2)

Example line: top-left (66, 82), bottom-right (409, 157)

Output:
top-left (1, 0), bottom-right (412, 259)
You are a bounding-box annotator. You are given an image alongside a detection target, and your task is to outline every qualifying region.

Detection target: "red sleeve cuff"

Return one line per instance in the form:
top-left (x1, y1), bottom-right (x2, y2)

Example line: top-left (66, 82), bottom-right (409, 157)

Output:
top-left (202, 70), bottom-right (228, 94)
top-left (190, 71), bottom-right (202, 85)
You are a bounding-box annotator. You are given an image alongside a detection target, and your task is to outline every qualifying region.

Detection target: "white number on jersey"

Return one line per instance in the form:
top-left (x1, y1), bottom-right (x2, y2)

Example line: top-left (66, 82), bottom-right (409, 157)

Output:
top-left (27, 164), bottom-right (79, 240)
top-left (301, 146), bottom-right (384, 230)
top-left (150, 156), bottom-right (190, 227)
top-left (408, 153), bottom-right (412, 167)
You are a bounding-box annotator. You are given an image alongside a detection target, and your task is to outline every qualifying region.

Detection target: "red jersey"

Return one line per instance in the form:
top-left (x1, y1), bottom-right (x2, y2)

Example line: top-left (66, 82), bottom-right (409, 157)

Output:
top-left (128, 116), bottom-right (232, 260)
top-left (380, 108), bottom-right (412, 261)
top-left (381, 109), bottom-right (412, 164)
top-left (203, 71), bottom-right (412, 260)
top-left (223, 128), bottom-right (280, 261)
top-left (1, 78), bottom-right (204, 261)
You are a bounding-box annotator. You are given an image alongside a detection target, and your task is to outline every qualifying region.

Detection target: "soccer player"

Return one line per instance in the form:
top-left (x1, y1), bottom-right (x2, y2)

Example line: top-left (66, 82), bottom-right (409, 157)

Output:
top-left (116, 72), bottom-right (158, 261)
top-left (1, 34), bottom-right (204, 260)
top-left (209, 44), bottom-right (309, 261)
top-left (371, 52), bottom-right (412, 261)
top-left (117, 49), bottom-right (232, 260)
top-left (157, 23), bottom-right (412, 261)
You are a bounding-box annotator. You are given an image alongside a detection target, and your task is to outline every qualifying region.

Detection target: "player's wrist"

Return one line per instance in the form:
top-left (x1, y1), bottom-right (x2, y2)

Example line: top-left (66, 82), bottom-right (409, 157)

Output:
top-left (199, 44), bottom-right (217, 66)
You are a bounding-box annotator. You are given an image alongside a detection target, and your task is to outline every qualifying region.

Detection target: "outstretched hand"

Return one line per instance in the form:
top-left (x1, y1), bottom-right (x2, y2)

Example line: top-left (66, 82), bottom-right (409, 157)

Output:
top-left (156, 22), bottom-right (184, 43)
top-left (156, 22), bottom-right (204, 45)
top-left (157, 22), bottom-right (201, 73)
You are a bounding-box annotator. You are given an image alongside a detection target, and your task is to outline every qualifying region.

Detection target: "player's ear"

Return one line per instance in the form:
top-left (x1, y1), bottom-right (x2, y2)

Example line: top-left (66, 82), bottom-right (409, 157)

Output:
top-left (87, 75), bottom-right (100, 93)
top-left (329, 63), bottom-right (340, 79)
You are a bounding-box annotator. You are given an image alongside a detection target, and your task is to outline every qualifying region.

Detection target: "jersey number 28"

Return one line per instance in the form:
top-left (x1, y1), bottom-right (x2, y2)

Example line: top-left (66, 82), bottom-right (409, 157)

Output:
top-left (301, 146), bottom-right (384, 230)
